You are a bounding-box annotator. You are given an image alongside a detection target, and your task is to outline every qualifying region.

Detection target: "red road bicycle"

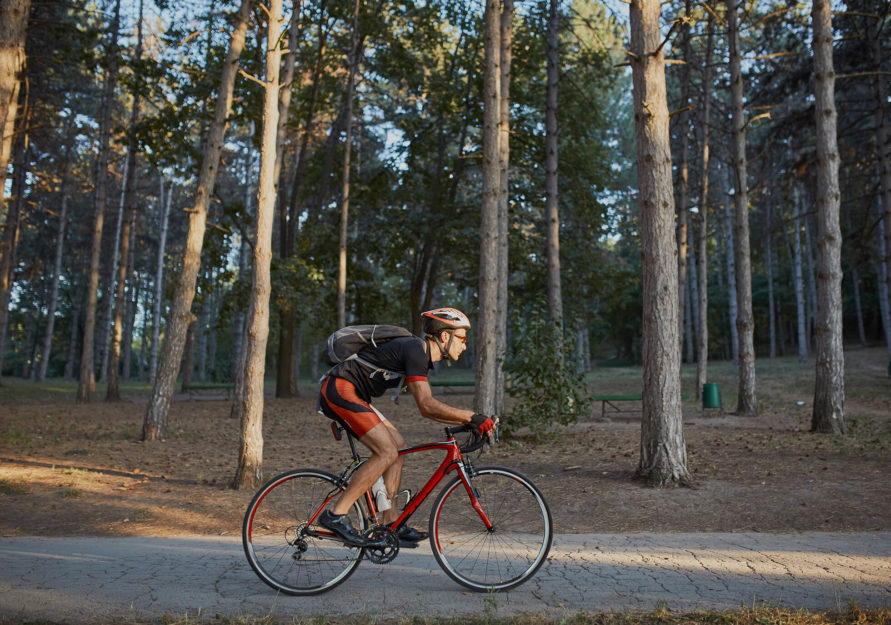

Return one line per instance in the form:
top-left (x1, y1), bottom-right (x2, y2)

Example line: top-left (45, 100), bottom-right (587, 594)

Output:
top-left (242, 421), bottom-right (553, 595)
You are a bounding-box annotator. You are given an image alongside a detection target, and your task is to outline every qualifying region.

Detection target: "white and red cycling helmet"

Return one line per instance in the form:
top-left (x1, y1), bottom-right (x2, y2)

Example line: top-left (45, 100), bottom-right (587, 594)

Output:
top-left (421, 308), bottom-right (471, 360)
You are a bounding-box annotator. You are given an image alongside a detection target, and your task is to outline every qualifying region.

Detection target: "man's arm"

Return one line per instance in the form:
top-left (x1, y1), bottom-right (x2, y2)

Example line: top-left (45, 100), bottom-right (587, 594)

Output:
top-left (407, 379), bottom-right (475, 425)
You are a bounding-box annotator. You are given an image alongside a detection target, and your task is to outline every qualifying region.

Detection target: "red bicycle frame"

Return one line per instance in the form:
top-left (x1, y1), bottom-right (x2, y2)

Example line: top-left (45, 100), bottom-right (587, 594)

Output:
top-left (306, 426), bottom-right (494, 540)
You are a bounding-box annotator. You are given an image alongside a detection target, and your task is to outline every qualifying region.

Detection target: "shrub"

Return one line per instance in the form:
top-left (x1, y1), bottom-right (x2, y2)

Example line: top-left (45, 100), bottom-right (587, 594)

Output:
top-left (503, 303), bottom-right (592, 439)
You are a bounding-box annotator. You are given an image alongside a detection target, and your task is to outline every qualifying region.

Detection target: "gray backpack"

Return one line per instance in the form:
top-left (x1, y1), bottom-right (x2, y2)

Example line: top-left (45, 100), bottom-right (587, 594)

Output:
top-left (322, 325), bottom-right (415, 400)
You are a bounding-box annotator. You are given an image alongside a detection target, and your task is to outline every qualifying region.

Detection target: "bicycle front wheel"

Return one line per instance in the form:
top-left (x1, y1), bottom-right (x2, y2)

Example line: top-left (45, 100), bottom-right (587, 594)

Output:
top-left (242, 469), bottom-right (366, 595)
top-left (429, 466), bottom-right (553, 592)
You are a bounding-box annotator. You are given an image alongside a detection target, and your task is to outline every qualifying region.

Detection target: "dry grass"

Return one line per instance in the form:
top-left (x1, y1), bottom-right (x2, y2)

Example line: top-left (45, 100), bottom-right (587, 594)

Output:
top-left (2, 604), bottom-right (889, 625)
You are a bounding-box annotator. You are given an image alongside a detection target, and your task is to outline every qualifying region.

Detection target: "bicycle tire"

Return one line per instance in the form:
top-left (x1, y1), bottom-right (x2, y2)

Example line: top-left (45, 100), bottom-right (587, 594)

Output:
top-left (428, 466), bottom-right (553, 592)
top-left (242, 468), bottom-right (366, 595)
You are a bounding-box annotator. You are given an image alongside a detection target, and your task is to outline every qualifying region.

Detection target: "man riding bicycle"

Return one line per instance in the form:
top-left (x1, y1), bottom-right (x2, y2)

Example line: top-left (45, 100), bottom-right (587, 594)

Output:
top-left (317, 307), bottom-right (496, 548)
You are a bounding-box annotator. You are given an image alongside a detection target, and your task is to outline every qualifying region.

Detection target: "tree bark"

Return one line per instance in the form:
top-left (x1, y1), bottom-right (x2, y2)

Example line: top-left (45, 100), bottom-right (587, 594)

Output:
top-left (685, 217), bottom-right (697, 364)
top-left (545, 0), bottom-right (562, 339)
top-left (0, 0), bottom-right (29, 190)
top-left (142, 0), bottom-right (252, 440)
top-left (474, 0), bottom-right (501, 417)
top-left (630, 0), bottom-right (689, 486)
top-left (337, 0), bottom-right (360, 329)
top-left (231, 0), bottom-right (283, 490)
top-left (274, 2), bottom-right (302, 399)
top-left (792, 185), bottom-right (808, 363)
top-left (495, 0), bottom-right (512, 416)
top-left (77, 0), bottom-right (121, 402)
top-left (811, 0), bottom-right (845, 434)
top-left (722, 189), bottom-right (739, 362)
top-left (149, 178), bottom-right (172, 384)
top-left (675, 0), bottom-right (692, 365)
top-left (868, 17), bottom-right (891, 353)
top-left (695, 7), bottom-right (714, 400)
top-left (765, 192), bottom-right (777, 359)
top-left (727, 0), bottom-right (757, 416)
top-left (106, 201), bottom-right (135, 400)
top-left (0, 130), bottom-right (26, 382)
top-left (98, 160), bottom-right (129, 384)
top-left (878, 210), bottom-right (891, 356)
top-left (804, 210), bottom-right (817, 347)
top-left (107, 0), bottom-right (143, 400)
top-left (37, 147), bottom-right (71, 381)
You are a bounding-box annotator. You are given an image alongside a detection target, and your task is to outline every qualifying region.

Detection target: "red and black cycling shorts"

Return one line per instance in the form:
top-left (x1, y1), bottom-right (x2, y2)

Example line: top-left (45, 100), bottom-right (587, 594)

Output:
top-left (318, 376), bottom-right (384, 438)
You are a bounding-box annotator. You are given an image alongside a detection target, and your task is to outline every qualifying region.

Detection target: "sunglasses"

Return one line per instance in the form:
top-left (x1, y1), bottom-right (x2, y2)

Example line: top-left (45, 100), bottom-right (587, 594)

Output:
top-left (452, 333), bottom-right (468, 344)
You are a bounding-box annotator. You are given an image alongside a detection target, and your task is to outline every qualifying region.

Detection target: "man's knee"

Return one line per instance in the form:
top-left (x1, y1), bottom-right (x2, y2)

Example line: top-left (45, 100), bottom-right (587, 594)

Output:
top-left (378, 442), bottom-right (399, 466)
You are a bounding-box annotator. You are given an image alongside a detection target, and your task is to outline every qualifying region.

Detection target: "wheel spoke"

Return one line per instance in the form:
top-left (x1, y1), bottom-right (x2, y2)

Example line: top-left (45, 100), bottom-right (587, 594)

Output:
top-left (243, 470), bottom-right (365, 595)
top-left (429, 467), bottom-right (552, 591)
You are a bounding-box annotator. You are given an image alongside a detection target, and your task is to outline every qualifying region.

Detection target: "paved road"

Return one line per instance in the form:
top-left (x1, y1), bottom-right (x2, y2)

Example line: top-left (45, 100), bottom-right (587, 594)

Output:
top-left (1, 533), bottom-right (889, 623)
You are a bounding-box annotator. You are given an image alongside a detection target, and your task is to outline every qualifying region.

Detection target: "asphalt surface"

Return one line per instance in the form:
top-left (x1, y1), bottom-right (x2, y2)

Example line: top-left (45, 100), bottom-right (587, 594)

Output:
top-left (1, 533), bottom-right (889, 623)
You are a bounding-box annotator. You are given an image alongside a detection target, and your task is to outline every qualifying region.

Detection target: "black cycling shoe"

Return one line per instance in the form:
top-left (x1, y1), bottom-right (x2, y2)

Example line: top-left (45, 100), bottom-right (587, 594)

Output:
top-left (394, 524), bottom-right (428, 548)
top-left (319, 510), bottom-right (386, 548)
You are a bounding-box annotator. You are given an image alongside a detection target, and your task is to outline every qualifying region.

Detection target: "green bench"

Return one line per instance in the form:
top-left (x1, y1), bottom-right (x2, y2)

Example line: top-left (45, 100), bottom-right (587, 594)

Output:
top-left (594, 393), bottom-right (691, 419)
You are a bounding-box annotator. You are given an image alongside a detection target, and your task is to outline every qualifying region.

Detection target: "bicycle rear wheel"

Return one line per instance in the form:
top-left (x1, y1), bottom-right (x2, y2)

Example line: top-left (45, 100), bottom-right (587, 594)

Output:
top-left (242, 469), bottom-right (366, 595)
top-left (429, 466), bottom-right (552, 592)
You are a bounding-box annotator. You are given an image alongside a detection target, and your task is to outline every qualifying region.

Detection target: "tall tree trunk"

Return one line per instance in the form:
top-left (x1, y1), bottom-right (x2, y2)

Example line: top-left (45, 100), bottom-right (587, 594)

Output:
top-left (77, 0), bottom-right (121, 402)
top-left (181, 320), bottom-right (195, 389)
top-left (878, 209), bottom-right (891, 356)
top-left (495, 0), bottom-right (512, 416)
top-left (106, 200), bottom-right (135, 400)
top-left (274, 2), bottom-right (302, 399)
top-left (804, 210), bottom-right (817, 347)
top-left (0, 0), bottom-right (29, 190)
top-left (685, 218), bottom-right (697, 364)
top-left (337, 0), bottom-right (360, 329)
top-left (675, 0), bottom-right (692, 365)
top-left (37, 147), bottom-right (71, 381)
top-left (727, 0), bottom-right (757, 416)
top-left (475, 0), bottom-right (501, 417)
top-left (143, 0), bottom-right (252, 441)
top-left (792, 185), bottom-right (808, 363)
top-left (231, 0), bottom-right (283, 490)
top-left (630, 0), bottom-right (689, 486)
top-left (231, 142), bottom-right (253, 384)
top-left (722, 191), bottom-right (739, 362)
top-left (149, 178), bottom-right (171, 383)
top-left (811, 0), bottom-right (845, 434)
top-left (869, 18), bottom-right (891, 344)
top-left (544, 0), bottom-right (562, 339)
top-left (122, 260), bottom-right (138, 381)
top-left (851, 267), bottom-right (866, 347)
top-left (107, 0), bottom-right (143, 400)
top-left (65, 286), bottom-right (81, 379)
top-left (695, 6), bottom-right (714, 400)
top-left (0, 130), bottom-right (26, 382)
top-left (98, 160), bottom-right (129, 383)
top-left (766, 193), bottom-right (777, 359)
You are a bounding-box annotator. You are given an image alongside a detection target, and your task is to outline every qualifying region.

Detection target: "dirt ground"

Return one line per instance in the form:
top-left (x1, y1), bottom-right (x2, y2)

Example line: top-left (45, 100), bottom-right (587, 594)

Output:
top-left (1, 348), bottom-right (889, 538)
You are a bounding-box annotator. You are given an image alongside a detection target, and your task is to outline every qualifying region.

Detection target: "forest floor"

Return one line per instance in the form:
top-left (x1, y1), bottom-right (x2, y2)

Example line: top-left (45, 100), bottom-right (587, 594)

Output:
top-left (0, 347), bottom-right (889, 538)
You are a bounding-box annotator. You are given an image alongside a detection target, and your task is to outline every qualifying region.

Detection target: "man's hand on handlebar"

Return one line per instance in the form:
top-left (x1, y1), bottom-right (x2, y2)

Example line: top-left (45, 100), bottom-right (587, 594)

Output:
top-left (470, 413), bottom-right (497, 439)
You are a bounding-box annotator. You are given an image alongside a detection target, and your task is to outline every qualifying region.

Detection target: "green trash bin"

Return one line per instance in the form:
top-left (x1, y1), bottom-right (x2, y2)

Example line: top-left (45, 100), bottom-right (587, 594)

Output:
top-left (702, 383), bottom-right (722, 409)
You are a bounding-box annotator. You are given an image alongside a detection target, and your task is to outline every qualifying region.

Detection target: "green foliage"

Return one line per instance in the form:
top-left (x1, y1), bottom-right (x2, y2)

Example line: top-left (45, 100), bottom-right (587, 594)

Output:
top-left (503, 301), bottom-right (592, 439)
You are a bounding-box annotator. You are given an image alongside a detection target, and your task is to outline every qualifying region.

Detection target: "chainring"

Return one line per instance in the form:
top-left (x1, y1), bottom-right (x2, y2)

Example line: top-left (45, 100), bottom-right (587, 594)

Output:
top-left (362, 526), bottom-right (399, 564)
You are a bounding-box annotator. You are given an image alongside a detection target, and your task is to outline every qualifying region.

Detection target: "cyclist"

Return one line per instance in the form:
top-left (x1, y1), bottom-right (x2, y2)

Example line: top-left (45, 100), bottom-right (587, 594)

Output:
top-left (317, 307), bottom-right (496, 548)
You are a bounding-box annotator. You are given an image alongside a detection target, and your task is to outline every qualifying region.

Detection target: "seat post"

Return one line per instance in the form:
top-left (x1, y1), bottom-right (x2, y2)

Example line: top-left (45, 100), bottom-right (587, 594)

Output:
top-left (346, 430), bottom-right (361, 461)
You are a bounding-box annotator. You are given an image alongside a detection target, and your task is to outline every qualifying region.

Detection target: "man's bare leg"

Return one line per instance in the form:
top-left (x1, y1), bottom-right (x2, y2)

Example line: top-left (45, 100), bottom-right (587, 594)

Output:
top-left (330, 421), bottom-right (399, 517)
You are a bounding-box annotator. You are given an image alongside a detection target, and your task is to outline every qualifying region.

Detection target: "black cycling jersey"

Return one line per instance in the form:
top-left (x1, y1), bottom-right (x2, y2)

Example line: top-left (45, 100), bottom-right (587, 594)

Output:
top-left (332, 336), bottom-right (432, 402)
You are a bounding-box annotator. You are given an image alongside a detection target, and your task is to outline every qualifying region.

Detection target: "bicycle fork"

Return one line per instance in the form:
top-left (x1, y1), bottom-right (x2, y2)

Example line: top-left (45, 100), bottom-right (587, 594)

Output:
top-left (455, 459), bottom-right (494, 531)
